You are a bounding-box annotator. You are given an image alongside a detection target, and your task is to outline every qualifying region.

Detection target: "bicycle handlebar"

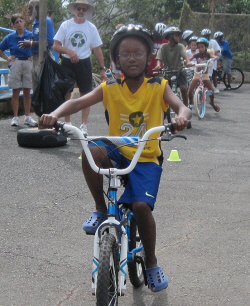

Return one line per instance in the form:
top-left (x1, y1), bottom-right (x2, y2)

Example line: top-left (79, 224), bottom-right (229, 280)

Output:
top-left (192, 58), bottom-right (214, 74)
top-left (54, 121), bottom-right (191, 176)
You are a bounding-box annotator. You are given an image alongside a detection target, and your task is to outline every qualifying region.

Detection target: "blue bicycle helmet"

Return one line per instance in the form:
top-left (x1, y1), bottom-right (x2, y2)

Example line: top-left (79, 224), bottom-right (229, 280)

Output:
top-left (196, 37), bottom-right (209, 47)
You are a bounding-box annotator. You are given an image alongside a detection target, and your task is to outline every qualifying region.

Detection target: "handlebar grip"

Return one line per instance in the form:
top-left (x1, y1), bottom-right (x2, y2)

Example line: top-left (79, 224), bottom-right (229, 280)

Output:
top-left (54, 121), bottom-right (65, 131)
top-left (165, 120), bottom-right (191, 133)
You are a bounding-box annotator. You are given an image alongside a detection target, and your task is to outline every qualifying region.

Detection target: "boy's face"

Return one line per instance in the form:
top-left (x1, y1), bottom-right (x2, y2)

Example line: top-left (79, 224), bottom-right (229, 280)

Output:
top-left (190, 41), bottom-right (197, 51)
top-left (13, 18), bottom-right (25, 30)
top-left (117, 37), bottom-right (149, 77)
top-left (173, 33), bottom-right (180, 43)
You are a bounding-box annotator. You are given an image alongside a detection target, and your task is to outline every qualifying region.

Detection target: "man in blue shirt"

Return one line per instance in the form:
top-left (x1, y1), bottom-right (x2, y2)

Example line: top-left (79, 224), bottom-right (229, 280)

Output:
top-left (20, 0), bottom-right (54, 90)
top-left (214, 31), bottom-right (233, 90)
top-left (0, 14), bottom-right (37, 127)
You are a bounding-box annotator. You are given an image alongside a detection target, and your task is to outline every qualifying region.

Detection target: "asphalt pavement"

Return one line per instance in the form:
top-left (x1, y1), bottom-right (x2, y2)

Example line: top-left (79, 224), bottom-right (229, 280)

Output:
top-left (0, 83), bottom-right (250, 306)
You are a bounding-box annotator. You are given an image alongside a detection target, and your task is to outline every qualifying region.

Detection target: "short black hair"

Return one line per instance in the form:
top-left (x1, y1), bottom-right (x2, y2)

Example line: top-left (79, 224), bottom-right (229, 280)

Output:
top-left (11, 14), bottom-right (23, 25)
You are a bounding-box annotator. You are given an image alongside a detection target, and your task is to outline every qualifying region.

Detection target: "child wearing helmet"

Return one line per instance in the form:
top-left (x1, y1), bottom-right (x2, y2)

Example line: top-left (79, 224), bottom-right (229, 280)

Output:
top-left (186, 36), bottom-right (198, 64)
top-left (40, 23), bottom-right (191, 293)
top-left (182, 29), bottom-right (194, 49)
top-left (201, 28), bottom-right (221, 93)
top-left (155, 26), bottom-right (191, 107)
top-left (188, 37), bottom-right (220, 112)
top-left (146, 23), bottom-right (169, 77)
top-left (214, 31), bottom-right (233, 90)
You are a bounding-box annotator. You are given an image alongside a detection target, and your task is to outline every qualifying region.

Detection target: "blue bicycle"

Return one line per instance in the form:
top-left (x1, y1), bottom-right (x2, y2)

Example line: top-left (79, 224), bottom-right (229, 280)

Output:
top-left (54, 121), bottom-right (190, 305)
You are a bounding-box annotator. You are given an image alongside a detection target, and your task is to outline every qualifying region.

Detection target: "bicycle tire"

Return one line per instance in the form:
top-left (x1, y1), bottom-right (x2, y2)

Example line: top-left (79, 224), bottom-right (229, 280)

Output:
top-left (194, 87), bottom-right (206, 119)
top-left (128, 217), bottom-right (145, 287)
top-left (96, 233), bottom-right (119, 306)
top-left (223, 67), bottom-right (244, 90)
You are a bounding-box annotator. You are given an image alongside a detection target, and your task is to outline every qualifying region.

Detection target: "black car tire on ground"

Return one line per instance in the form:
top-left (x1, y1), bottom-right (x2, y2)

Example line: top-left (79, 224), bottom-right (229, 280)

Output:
top-left (17, 128), bottom-right (68, 148)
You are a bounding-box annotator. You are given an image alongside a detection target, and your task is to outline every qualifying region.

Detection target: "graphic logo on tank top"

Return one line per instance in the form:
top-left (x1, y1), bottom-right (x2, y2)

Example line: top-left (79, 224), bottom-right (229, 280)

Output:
top-left (129, 111), bottom-right (144, 127)
top-left (70, 31), bottom-right (87, 48)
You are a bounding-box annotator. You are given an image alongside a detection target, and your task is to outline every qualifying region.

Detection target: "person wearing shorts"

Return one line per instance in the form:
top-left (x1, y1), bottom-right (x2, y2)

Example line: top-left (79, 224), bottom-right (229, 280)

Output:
top-left (20, 1), bottom-right (55, 92)
top-left (40, 24), bottom-right (192, 293)
top-left (0, 14), bottom-right (37, 127)
top-left (155, 26), bottom-right (191, 107)
top-left (53, 0), bottom-right (107, 134)
top-left (214, 31), bottom-right (233, 90)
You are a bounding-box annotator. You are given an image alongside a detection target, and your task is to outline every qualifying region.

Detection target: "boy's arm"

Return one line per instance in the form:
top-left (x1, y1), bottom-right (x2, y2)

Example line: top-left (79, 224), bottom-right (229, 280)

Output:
top-left (40, 85), bottom-right (103, 128)
top-left (163, 83), bottom-right (192, 132)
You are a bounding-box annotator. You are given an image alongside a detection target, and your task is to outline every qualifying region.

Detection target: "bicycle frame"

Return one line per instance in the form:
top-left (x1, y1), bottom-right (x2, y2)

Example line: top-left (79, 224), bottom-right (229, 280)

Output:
top-left (54, 122), bottom-right (168, 297)
top-left (53, 121), bottom-right (191, 304)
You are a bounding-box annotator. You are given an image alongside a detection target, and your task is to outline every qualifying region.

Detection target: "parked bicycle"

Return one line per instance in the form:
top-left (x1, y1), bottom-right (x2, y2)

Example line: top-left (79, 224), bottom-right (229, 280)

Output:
top-left (53, 120), bottom-right (191, 306)
top-left (216, 64), bottom-right (244, 90)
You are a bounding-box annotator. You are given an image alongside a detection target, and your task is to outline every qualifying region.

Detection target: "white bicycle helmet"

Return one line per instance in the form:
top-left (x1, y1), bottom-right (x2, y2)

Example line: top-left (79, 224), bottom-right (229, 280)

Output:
top-left (154, 23), bottom-right (167, 36)
top-left (201, 28), bottom-right (211, 36)
top-left (214, 31), bottom-right (224, 39)
top-left (189, 36), bottom-right (198, 43)
top-left (182, 30), bottom-right (193, 42)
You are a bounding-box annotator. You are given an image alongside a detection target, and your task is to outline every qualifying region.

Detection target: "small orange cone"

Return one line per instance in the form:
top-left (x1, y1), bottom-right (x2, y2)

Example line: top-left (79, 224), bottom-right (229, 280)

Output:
top-left (167, 150), bottom-right (181, 162)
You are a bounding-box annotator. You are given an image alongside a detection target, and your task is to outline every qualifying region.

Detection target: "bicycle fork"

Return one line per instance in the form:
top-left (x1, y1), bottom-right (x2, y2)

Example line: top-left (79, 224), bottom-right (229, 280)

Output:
top-left (91, 179), bottom-right (128, 296)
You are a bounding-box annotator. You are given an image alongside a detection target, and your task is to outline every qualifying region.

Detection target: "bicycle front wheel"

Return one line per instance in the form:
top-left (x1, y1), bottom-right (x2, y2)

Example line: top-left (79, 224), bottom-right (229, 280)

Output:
top-left (223, 68), bottom-right (244, 90)
top-left (194, 87), bottom-right (206, 119)
top-left (128, 217), bottom-right (145, 287)
top-left (96, 234), bottom-right (119, 306)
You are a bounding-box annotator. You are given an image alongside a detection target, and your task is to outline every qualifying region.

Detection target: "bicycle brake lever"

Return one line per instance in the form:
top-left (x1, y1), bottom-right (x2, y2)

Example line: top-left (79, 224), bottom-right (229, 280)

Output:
top-left (161, 133), bottom-right (187, 141)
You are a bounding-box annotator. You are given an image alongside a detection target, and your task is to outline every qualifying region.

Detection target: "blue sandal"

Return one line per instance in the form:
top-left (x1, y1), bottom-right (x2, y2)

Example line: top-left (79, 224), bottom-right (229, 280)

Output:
top-left (83, 211), bottom-right (107, 234)
top-left (146, 265), bottom-right (168, 292)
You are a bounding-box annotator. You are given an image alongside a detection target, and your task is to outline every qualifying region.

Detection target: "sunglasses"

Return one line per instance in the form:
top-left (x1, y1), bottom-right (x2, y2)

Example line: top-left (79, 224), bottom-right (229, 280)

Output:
top-left (75, 7), bottom-right (88, 12)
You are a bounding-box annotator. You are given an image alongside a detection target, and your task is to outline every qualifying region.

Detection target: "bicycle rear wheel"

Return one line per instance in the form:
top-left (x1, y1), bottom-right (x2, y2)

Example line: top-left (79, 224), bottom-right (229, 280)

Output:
top-left (128, 217), bottom-right (145, 287)
top-left (223, 67), bottom-right (244, 90)
top-left (96, 233), bottom-right (119, 306)
top-left (194, 87), bottom-right (206, 119)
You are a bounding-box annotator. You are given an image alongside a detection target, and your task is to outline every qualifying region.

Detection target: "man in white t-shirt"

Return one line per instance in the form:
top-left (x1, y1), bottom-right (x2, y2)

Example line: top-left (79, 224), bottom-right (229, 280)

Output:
top-left (53, 0), bottom-right (107, 134)
top-left (201, 28), bottom-right (221, 93)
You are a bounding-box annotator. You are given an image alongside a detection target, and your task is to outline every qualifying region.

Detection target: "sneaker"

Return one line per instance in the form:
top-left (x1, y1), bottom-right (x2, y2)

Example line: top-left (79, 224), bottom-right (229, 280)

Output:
top-left (224, 85), bottom-right (231, 90)
top-left (24, 116), bottom-right (38, 127)
top-left (214, 88), bottom-right (220, 94)
top-left (80, 123), bottom-right (88, 135)
top-left (11, 117), bottom-right (19, 126)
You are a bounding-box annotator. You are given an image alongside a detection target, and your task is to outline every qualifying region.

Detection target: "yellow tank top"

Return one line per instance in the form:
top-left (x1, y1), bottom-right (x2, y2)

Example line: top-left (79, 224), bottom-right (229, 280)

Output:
top-left (101, 77), bottom-right (168, 164)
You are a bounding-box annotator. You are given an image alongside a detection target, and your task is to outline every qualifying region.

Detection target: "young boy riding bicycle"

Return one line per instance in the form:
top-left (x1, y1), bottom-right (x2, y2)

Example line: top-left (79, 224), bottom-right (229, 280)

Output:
top-left (40, 24), bottom-right (191, 292)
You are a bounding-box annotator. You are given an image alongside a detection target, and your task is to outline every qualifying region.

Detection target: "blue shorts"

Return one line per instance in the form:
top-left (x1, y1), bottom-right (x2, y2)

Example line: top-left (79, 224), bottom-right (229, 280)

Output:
top-left (106, 146), bottom-right (163, 210)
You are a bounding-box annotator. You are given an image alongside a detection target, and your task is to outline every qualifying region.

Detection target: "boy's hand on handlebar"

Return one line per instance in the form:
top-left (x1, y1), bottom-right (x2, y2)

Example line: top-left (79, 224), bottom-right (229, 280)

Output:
top-left (39, 114), bottom-right (58, 129)
top-left (171, 117), bottom-right (188, 134)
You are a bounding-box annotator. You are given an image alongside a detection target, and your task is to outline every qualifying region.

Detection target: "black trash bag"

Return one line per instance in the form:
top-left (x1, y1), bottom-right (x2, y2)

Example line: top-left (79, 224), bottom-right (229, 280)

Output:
top-left (31, 53), bottom-right (75, 116)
